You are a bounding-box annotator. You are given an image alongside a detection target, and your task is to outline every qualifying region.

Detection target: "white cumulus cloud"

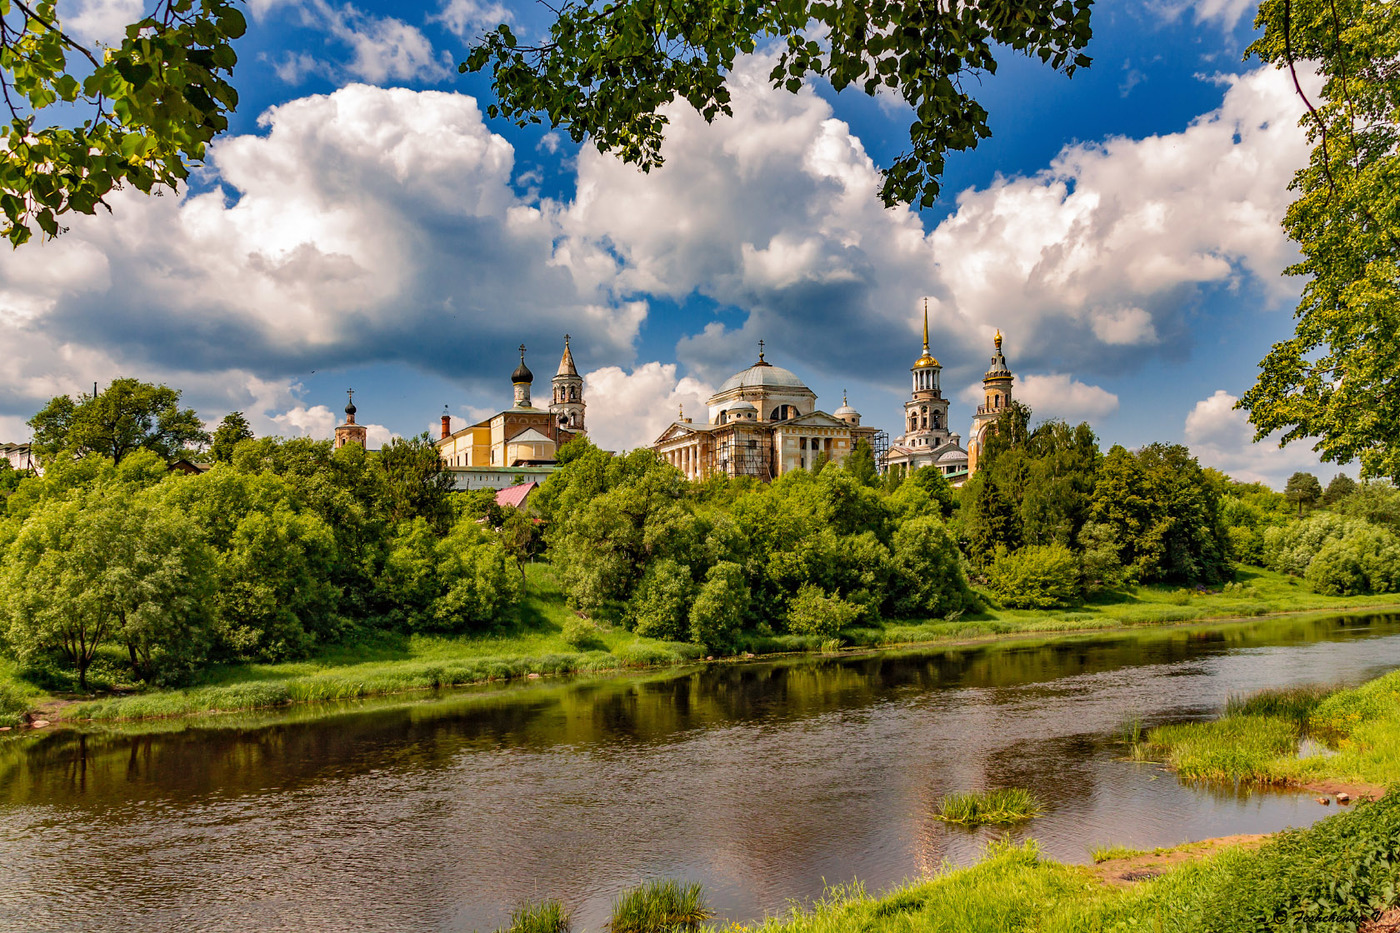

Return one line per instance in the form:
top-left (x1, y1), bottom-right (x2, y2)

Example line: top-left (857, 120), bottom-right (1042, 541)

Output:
top-left (1184, 389), bottom-right (1353, 488)
top-left (583, 364), bottom-right (715, 453)
top-left (960, 372), bottom-right (1119, 423)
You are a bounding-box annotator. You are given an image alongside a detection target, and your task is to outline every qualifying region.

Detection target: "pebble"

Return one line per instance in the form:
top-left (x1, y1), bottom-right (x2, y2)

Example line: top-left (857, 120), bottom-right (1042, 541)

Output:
top-left (29, 720), bottom-right (49, 729)
top-left (1337, 792), bottom-right (1352, 804)
top-left (1317, 796), bottom-right (1331, 805)
top-left (527, 673), bottom-right (540, 680)
top-left (0, 726), bottom-right (10, 732)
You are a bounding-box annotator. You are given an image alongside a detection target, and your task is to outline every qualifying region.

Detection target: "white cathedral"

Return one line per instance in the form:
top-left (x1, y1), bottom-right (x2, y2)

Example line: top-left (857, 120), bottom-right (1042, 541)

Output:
top-left (651, 341), bottom-right (880, 480)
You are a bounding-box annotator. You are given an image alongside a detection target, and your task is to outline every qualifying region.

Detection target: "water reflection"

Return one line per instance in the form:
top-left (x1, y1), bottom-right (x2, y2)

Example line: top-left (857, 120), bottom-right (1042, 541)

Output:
top-left (2, 614), bottom-right (1399, 933)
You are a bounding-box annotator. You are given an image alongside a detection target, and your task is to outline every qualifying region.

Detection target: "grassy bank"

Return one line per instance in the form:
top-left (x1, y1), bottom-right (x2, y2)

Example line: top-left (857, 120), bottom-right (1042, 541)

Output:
top-left (6, 563), bottom-right (1400, 726)
top-left (1146, 668), bottom-right (1400, 788)
top-left (735, 791), bottom-right (1400, 933)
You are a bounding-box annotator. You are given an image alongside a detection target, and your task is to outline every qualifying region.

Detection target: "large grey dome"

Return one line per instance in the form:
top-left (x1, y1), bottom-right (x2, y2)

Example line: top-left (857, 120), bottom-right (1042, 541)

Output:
top-left (718, 362), bottom-right (810, 393)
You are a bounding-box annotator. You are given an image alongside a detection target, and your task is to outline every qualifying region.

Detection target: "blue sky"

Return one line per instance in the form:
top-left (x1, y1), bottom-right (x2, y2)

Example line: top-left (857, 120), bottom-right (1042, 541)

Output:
top-left (0, 0), bottom-right (1351, 486)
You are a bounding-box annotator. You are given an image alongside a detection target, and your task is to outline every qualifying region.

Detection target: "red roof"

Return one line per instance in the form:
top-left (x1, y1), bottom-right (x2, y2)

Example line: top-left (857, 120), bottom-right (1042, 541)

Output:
top-left (494, 481), bottom-right (538, 510)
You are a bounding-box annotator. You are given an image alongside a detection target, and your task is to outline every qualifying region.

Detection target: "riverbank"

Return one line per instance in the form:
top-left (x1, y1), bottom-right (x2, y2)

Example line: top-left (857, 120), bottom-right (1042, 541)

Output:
top-left (727, 791), bottom-right (1400, 933)
top-left (1143, 666), bottom-right (1400, 797)
top-left (6, 563), bottom-right (1400, 727)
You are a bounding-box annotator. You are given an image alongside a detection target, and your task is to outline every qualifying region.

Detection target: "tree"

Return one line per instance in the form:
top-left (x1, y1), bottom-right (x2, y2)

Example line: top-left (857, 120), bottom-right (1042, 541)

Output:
top-left (0, 0), bottom-right (245, 245)
top-left (1285, 471), bottom-right (1323, 518)
top-left (379, 433), bottom-right (455, 533)
top-left (845, 439), bottom-right (878, 487)
top-left (1088, 444), bottom-right (1230, 585)
top-left (887, 514), bottom-right (971, 618)
top-left (1323, 473), bottom-right (1359, 507)
top-left (209, 412), bottom-right (253, 463)
top-left (690, 561), bottom-right (749, 651)
top-left (1238, 0), bottom-right (1400, 479)
top-left (2, 481), bottom-right (217, 689)
top-left (29, 378), bottom-right (210, 465)
top-left (463, 0), bottom-right (1093, 209)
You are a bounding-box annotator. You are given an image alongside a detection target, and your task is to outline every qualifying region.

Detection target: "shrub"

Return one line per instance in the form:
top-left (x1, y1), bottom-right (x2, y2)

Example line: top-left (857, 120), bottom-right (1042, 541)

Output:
top-left (561, 618), bottom-right (606, 651)
top-left (0, 681), bottom-right (30, 726)
top-left (785, 583), bottom-right (864, 636)
top-left (1305, 524), bottom-right (1400, 595)
top-left (985, 544), bottom-right (1079, 609)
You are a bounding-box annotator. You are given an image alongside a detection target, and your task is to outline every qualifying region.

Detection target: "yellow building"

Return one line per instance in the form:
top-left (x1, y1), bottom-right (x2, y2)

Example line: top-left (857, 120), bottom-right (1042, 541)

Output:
top-left (435, 338), bottom-right (586, 490)
top-left (966, 331), bottom-right (1015, 476)
top-left (652, 344), bottom-right (878, 480)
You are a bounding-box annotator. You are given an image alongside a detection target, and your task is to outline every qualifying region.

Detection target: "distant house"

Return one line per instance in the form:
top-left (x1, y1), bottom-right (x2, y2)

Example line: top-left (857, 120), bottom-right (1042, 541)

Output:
top-left (494, 481), bottom-right (538, 510)
top-left (0, 442), bottom-right (37, 473)
top-left (167, 459), bottom-right (211, 475)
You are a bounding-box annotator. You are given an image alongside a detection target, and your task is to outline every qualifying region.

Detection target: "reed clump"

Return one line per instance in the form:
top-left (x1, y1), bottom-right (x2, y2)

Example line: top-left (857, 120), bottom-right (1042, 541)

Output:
top-left (935, 788), bottom-right (1044, 826)
top-left (498, 899), bottom-right (570, 933)
top-left (607, 880), bottom-right (711, 933)
top-left (1224, 684), bottom-right (1330, 727)
top-left (1089, 843), bottom-right (1147, 863)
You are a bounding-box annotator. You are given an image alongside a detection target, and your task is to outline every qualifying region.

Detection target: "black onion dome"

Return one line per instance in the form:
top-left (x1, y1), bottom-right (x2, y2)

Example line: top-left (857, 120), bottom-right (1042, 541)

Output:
top-left (345, 401), bottom-right (357, 416)
top-left (512, 344), bottom-right (533, 384)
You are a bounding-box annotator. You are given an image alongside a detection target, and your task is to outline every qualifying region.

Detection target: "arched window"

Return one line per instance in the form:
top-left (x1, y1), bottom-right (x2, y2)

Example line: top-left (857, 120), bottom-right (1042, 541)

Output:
top-left (933, 412), bottom-right (941, 429)
top-left (570, 386), bottom-right (578, 400)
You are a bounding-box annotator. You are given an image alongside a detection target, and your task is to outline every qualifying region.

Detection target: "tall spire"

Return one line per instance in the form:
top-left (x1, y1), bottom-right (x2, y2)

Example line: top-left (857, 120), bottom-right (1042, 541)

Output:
top-left (922, 297), bottom-right (930, 353)
top-left (557, 333), bottom-right (578, 377)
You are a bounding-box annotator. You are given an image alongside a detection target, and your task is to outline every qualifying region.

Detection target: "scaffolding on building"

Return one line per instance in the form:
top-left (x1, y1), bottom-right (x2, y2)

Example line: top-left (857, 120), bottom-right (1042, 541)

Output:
top-left (706, 429), bottom-right (774, 480)
top-left (870, 429), bottom-right (890, 473)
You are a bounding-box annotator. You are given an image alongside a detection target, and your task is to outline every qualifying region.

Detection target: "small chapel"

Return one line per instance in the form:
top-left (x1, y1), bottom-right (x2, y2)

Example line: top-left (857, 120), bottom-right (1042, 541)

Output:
top-left (651, 342), bottom-right (880, 480)
top-left (435, 336), bottom-right (588, 490)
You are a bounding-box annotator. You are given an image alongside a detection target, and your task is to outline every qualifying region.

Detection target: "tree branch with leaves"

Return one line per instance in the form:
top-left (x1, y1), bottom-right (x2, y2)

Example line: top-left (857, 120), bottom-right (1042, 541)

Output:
top-left (462, 0), bottom-right (1094, 208)
top-left (0, 0), bottom-right (245, 245)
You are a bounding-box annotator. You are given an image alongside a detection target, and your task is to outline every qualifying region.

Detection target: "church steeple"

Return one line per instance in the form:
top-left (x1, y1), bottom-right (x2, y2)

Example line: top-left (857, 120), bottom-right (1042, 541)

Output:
top-left (334, 388), bottom-right (368, 450)
top-left (550, 334), bottom-right (586, 433)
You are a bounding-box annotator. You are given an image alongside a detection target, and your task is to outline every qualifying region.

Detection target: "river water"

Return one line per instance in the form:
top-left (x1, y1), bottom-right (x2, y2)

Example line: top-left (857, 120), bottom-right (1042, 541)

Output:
top-left (3, 614), bottom-right (1400, 933)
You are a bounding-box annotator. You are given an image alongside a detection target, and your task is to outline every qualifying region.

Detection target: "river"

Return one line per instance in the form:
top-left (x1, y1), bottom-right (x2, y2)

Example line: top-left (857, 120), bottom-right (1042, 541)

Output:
top-left (2, 613), bottom-right (1399, 933)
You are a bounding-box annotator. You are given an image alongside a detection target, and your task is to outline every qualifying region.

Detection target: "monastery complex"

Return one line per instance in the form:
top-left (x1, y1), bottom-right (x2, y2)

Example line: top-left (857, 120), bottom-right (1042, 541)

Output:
top-left (331, 304), bottom-right (1016, 489)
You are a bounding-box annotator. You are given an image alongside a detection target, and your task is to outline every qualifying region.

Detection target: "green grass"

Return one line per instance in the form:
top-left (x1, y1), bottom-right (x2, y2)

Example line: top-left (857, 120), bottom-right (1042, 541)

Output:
top-left (935, 788), bottom-right (1044, 825)
top-left (1224, 683), bottom-right (1331, 726)
top-left (1147, 666), bottom-right (1400, 787)
top-left (607, 880), bottom-right (710, 933)
top-left (1149, 715), bottom-right (1302, 783)
top-left (497, 899), bottom-right (570, 933)
top-left (1089, 843), bottom-right (1147, 863)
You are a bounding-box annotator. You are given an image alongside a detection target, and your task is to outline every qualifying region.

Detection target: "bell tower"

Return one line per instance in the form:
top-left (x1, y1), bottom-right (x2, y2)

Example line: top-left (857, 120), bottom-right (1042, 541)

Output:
top-left (550, 334), bottom-right (586, 434)
top-left (968, 330), bottom-right (1015, 475)
top-left (903, 299), bottom-right (952, 451)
